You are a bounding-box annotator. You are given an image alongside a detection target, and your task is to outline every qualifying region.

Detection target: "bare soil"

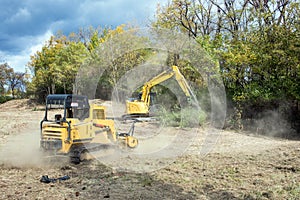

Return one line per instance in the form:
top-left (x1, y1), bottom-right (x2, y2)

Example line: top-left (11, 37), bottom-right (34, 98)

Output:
top-left (0, 99), bottom-right (300, 199)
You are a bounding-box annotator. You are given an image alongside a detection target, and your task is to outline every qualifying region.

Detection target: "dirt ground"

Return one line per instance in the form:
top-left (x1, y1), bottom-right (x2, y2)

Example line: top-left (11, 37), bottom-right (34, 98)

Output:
top-left (0, 99), bottom-right (300, 200)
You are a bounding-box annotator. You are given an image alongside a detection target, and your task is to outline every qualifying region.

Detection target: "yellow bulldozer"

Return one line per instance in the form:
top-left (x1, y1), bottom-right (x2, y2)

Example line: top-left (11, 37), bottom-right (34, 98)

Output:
top-left (40, 94), bottom-right (138, 163)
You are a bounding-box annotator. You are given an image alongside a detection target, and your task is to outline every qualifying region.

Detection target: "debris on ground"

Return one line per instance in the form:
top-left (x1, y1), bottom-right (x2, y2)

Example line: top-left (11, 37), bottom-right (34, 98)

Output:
top-left (40, 175), bottom-right (70, 183)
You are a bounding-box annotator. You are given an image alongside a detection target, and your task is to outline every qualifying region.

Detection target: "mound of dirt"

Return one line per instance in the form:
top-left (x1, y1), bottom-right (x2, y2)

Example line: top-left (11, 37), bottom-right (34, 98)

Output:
top-left (0, 99), bottom-right (41, 111)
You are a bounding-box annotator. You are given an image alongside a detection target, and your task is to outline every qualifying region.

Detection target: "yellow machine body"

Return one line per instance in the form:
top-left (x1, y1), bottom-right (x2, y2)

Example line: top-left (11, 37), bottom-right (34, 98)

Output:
top-left (40, 95), bottom-right (137, 157)
top-left (126, 101), bottom-right (149, 116)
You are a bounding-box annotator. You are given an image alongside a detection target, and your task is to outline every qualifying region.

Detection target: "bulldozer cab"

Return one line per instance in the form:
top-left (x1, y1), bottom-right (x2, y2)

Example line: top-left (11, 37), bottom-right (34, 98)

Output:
top-left (43, 94), bottom-right (90, 122)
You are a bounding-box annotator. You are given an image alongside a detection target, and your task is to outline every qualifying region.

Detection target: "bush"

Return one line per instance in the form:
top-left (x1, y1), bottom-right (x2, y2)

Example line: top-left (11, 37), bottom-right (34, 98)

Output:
top-left (157, 106), bottom-right (207, 127)
top-left (180, 107), bottom-right (207, 127)
top-left (0, 96), bottom-right (13, 104)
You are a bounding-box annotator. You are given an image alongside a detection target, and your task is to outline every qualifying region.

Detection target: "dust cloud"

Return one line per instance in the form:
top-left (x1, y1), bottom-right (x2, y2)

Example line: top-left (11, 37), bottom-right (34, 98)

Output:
top-left (245, 110), bottom-right (297, 138)
top-left (0, 129), bottom-right (66, 168)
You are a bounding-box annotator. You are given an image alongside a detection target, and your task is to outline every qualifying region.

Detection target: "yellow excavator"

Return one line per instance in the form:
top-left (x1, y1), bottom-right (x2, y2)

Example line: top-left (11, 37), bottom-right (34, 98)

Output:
top-left (125, 65), bottom-right (195, 118)
top-left (40, 94), bottom-right (138, 163)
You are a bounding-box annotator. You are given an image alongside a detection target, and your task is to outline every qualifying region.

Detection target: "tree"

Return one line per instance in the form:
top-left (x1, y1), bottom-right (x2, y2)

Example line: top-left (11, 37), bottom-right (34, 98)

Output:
top-left (154, 0), bottom-right (300, 39)
top-left (6, 70), bottom-right (25, 98)
top-left (0, 63), bottom-right (9, 95)
top-left (28, 36), bottom-right (66, 96)
top-left (78, 25), bottom-right (151, 100)
top-left (55, 40), bottom-right (89, 94)
top-left (154, 0), bottom-right (300, 131)
top-left (28, 33), bottom-right (90, 98)
top-left (0, 63), bottom-right (25, 98)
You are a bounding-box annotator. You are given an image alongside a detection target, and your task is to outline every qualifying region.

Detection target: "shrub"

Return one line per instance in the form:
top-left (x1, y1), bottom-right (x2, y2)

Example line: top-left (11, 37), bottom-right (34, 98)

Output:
top-left (0, 96), bottom-right (13, 104)
top-left (157, 105), bottom-right (207, 127)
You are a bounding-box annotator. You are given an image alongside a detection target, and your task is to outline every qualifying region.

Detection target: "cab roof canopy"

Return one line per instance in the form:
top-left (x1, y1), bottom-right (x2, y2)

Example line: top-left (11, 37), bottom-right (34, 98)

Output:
top-left (46, 94), bottom-right (89, 107)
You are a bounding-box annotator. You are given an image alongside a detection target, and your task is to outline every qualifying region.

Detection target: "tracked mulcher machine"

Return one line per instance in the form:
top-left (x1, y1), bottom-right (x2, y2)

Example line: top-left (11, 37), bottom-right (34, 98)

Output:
top-left (40, 94), bottom-right (138, 163)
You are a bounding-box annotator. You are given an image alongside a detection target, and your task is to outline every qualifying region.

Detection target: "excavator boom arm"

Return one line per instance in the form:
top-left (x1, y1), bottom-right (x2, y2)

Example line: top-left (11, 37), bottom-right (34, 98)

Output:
top-left (140, 70), bottom-right (175, 106)
top-left (172, 66), bottom-right (193, 98)
top-left (140, 65), bottom-right (193, 106)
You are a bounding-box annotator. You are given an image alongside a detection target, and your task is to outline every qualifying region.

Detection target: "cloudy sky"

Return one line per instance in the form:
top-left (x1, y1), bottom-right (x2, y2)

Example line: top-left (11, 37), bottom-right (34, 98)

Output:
top-left (0, 0), bottom-right (167, 72)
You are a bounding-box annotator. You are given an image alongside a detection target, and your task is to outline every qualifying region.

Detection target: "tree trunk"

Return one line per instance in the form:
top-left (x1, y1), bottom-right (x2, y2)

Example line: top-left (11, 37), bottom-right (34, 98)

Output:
top-left (11, 87), bottom-right (15, 99)
top-left (48, 86), bottom-right (51, 95)
top-left (63, 82), bottom-right (66, 94)
top-left (51, 83), bottom-right (56, 94)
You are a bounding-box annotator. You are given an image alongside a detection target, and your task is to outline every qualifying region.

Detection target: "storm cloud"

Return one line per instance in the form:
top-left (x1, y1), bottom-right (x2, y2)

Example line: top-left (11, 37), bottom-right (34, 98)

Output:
top-left (0, 0), bottom-right (166, 71)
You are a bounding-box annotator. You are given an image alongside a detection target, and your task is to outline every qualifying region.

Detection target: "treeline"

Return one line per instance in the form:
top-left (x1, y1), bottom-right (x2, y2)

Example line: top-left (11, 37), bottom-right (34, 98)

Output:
top-left (27, 25), bottom-right (149, 101)
top-left (3, 0), bottom-right (300, 133)
top-left (154, 0), bottom-right (300, 133)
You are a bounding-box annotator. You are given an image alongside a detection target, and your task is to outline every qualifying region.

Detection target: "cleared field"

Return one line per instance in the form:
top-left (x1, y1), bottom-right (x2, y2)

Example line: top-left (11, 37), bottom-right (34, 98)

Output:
top-left (0, 99), bottom-right (299, 199)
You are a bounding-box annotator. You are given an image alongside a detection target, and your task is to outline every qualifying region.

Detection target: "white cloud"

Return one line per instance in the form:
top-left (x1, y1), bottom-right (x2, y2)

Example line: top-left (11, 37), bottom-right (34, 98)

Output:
top-left (0, 0), bottom-right (169, 73)
top-left (1, 30), bottom-right (53, 72)
top-left (29, 30), bottom-right (53, 55)
top-left (5, 8), bottom-right (31, 23)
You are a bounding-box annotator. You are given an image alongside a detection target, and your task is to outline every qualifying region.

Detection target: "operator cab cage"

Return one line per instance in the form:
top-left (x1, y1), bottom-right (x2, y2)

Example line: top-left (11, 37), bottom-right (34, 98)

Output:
top-left (139, 92), bottom-right (156, 106)
top-left (43, 94), bottom-right (90, 122)
top-left (127, 92), bottom-right (156, 105)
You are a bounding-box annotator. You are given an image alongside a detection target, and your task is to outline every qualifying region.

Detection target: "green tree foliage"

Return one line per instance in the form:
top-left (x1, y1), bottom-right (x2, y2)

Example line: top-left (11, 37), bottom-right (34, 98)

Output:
top-left (29, 25), bottom-right (152, 101)
top-left (28, 35), bottom-right (89, 99)
top-left (154, 0), bottom-right (300, 131)
top-left (28, 36), bottom-right (66, 96)
top-left (77, 25), bottom-right (152, 100)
